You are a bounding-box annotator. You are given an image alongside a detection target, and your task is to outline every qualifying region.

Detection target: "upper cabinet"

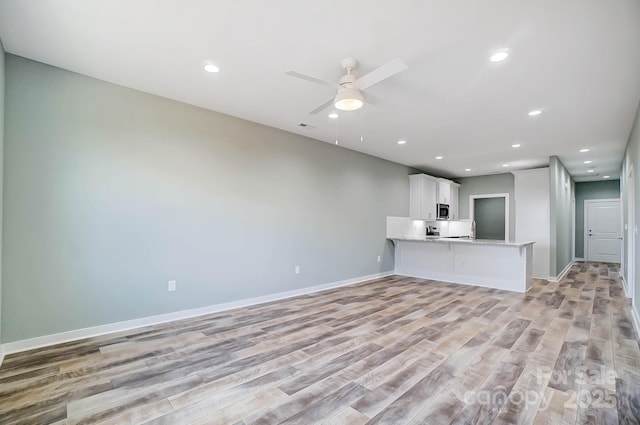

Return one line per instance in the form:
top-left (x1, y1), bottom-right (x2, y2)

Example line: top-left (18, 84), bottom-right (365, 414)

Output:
top-left (410, 174), bottom-right (438, 220)
top-left (410, 174), bottom-right (460, 220)
top-left (449, 184), bottom-right (459, 220)
top-left (437, 180), bottom-right (451, 204)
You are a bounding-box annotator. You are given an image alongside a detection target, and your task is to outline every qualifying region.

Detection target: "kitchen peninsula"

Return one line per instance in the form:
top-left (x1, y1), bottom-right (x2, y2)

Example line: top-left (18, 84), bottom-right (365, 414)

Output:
top-left (391, 237), bottom-right (534, 293)
top-left (387, 217), bottom-right (534, 293)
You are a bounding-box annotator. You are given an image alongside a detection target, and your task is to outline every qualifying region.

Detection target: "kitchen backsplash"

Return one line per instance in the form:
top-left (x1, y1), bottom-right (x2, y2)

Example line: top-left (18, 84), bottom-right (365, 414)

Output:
top-left (386, 216), bottom-right (472, 238)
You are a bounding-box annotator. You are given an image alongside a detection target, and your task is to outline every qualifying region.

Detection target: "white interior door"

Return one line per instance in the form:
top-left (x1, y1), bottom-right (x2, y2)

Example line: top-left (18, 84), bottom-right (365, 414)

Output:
top-left (586, 200), bottom-right (621, 263)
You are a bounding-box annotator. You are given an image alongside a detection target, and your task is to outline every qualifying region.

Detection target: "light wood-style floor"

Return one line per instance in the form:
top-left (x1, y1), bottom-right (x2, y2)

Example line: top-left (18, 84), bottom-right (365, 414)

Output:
top-left (1, 262), bottom-right (639, 424)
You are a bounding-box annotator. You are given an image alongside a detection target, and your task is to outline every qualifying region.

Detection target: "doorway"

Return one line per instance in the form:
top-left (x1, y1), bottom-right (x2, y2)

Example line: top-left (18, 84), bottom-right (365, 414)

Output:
top-left (470, 193), bottom-right (509, 240)
top-left (585, 199), bottom-right (621, 263)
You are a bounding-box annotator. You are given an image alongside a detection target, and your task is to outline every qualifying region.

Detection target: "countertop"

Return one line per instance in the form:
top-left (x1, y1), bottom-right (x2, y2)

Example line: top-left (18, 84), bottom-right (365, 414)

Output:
top-left (390, 236), bottom-right (535, 248)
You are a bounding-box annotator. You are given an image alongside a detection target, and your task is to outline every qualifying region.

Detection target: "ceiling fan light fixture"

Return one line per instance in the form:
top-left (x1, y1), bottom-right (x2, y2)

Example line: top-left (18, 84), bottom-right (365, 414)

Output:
top-left (203, 62), bottom-right (220, 73)
top-left (489, 50), bottom-right (509, 63)
top-left (334, 87), bottom-right (364, 111)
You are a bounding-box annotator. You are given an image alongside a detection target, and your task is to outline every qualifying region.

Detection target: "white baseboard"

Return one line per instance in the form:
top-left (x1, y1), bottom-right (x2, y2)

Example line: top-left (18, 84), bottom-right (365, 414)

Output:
top-left (619, 274), bottom-right (640, 339)
top-left (0, 271), bottom-right (393, 361)
top-left (573, 257), bottom-right (585, 262)
top-left (631, 306), bottom-right (640, 340)
top-left (547, 262), bottom-right (574, 282)
top-left (632, 306), bottom-right (640, 339)
top-left (621, 274), bottom-right (629, 298)
top-left (533, 275), bottom-right (558, 281)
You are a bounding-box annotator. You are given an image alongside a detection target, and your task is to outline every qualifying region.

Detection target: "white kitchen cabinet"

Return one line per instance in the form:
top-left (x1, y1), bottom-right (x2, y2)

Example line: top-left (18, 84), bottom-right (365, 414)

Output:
top-left (437, 180), bottom-right (451, 204)
top-left (437, 179), bottom-right (460, 219)
top-left (449, 184), bottom-right (460, 220)
top-left (409, 174), bottom-right (437, 220)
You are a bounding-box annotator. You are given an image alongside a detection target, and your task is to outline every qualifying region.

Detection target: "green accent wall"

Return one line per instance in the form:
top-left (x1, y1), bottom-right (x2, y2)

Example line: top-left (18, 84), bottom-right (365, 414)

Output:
top-left (2, 55), bottom-right (415, 342)
top-left (574, 180), bottom-right (621, 258)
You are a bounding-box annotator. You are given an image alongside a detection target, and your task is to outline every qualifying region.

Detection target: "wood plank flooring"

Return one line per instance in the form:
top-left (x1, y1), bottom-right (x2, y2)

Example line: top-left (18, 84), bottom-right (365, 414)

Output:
top-left (1, 262), bottom-right (639, 424)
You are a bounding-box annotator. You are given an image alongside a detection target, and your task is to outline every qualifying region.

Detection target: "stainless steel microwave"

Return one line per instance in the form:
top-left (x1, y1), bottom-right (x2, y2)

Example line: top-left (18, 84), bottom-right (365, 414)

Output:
top-left (436, 203), bottom-right (449, 220)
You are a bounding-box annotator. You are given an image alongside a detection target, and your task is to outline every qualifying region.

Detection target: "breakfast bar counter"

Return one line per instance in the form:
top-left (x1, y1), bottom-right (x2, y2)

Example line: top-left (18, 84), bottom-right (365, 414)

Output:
top-left (390, 237), bottom-right (535, 293)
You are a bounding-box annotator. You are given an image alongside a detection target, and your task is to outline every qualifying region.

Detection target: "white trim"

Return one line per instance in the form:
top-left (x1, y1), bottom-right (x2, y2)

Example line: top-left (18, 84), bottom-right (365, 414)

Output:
top-left (627, 164), bottom-right (636, 303)
top-left (573, 257), bottom-right (585, 262)
top-left (548, 261), bottom-right (574, 282)
top-left (613, 273), bottom-right (640, 343)
top-left (469, 193), bottom-right (510, 240)
top-left (0, 271), bottom-right (393, 359)
top-left (571, 195), bottom-right (576, 261)
top-left (621, 274), bottom-right (630, 298)
top-left (631, 307), bottom-right (640, 341)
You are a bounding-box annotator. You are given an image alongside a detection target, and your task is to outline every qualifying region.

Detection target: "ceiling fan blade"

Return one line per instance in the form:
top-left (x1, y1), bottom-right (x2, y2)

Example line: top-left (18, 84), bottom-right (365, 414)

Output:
top-left (354, 59), bottom-right (408, 90)
top-left (309, 97), bottom-right (335, 114)
top-left (286, 71), bottom-right (337, 87)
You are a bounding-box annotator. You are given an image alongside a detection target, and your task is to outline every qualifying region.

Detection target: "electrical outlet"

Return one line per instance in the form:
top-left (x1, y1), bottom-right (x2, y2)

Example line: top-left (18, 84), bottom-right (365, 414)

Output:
top-left (295, 266), bottom-right (300, 274)
top-left (377, 255), bottom-right (381, 262)
top-left (168, 280), bottom-right (176, 292)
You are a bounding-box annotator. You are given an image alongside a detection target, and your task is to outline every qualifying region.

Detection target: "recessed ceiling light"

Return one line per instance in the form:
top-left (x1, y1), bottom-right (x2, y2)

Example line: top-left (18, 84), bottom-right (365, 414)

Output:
top-left (603, 175), bottom-right (610, 179)
top-left (528, 110), bottom-right (542, 116)
top-left (328, 112), bottom-right (339, 119)
top-left (397, 140), bottom-right (406, 145)
top-left (587, 169), bottom-right (595, 173)
top-left (490, 51), bottom-right (510, 63)
top-left (580, 148), bottom-right (590, 153)
top-left (465, 168), bottom-right (471, 172)
top-left (511, 144), bottom-right (521, 148)
top-left (435, 156), bottom-right (443, 160)
top-left (203, 62), bottom-right (220, 73)
top-left (584, 160), bottom-right (592, 164)
top-left (502, 164), bottom-right (509, 167)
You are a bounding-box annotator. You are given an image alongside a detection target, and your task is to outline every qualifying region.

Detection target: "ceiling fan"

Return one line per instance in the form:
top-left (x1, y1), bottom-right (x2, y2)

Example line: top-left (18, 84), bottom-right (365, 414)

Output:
top-left (286, 57), bottom-right (408, 114)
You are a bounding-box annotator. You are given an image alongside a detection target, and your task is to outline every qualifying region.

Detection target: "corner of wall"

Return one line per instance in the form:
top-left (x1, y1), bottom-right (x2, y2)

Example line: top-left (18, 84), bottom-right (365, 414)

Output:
top-left (621, 99), bottom-right (640, 325)
top-left (548, 157), bottom-right (558, 277)
top-left (0, 37), bottom-right (6, 351)
top-left (548, 156), bottom-right (573, 277)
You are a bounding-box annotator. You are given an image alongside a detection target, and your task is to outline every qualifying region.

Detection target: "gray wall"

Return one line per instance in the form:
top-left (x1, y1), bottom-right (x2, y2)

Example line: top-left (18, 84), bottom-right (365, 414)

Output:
top-left (0, 40), bottom-right (4, 345)
top-left (549, 156), bottom-right (574, 277)
top-left (456, 173), bottom-right (515, 239)
top-left (574, 180), bottom-right (620, 258)
top-left (2, 55), bottom-right (414, 342)
top-left (473, 197), bottom-right (505, 240)
top-left (621, 100), bottom-right (640, 319)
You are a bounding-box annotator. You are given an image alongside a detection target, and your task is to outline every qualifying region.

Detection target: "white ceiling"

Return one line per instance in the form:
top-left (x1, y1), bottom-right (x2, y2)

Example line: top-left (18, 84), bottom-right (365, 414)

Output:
top-left (1, 0), bottom-right (639, 182)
